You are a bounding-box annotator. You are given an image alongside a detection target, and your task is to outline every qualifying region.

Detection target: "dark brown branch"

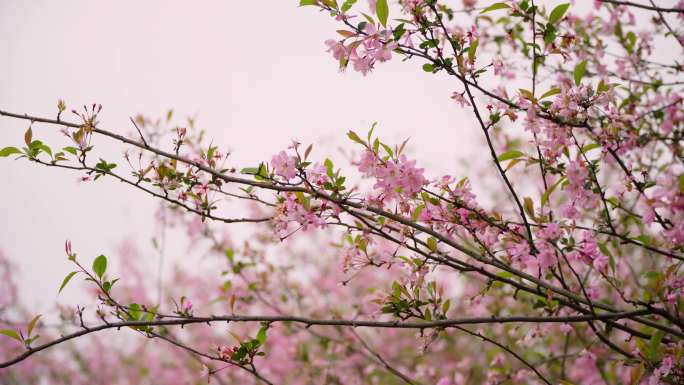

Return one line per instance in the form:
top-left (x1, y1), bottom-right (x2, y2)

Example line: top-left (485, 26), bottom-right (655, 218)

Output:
top-left (599, 0), bottom-right (684, 13)
top-left (0, 310), bottom-right (651, 368)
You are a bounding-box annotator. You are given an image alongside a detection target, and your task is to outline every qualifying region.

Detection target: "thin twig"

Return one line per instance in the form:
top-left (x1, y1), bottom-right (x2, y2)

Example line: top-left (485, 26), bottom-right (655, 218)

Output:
top-left (130, 116), bottom-right (149, 148)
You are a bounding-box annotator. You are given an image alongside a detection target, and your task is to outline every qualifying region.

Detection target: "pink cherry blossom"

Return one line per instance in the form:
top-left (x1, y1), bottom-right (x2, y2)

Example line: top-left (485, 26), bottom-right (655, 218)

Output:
top-left (271, 150), bottom-right (298, 181)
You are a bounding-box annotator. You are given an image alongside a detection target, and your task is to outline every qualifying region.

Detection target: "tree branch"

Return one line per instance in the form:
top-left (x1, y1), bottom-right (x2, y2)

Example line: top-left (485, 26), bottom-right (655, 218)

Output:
top-left (599, 0), bottom-right (684, 13)
top-left (0, 310), bottom-right (651, 368)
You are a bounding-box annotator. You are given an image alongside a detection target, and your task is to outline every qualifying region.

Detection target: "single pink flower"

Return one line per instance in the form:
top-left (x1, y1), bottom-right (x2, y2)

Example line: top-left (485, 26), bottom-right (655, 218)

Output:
top-left (271, 150), bottom-right (298, 180)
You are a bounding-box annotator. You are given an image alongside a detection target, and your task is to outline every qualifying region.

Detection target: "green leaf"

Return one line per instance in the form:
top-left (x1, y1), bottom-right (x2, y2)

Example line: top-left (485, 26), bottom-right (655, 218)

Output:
top-left (543, 24), bottom-right (557, 45)
top-left (539, 87), bottom-right (561, 100)
top-left (581, 143), bottom-right (601, 153)
top-left (0, 329), bottom-right (21, 342)
top-left (341, 0), bottom-right (357, 12)
top-left (299, 0), bottom-right (317, 5)
top-left (548, 3), bottom-right (570, 25)
top-left (0, 147), bottom-right (21, 157)
top-left (92, 255), bottom-right (107, 278)
top-left (324, 158), bottom-right (334, 178)
top-left (442, 299), bottom-right (451, 314)
top-left (519, 88), bottom-right (534, 101)
top-left (232, 345), bottom-right (248, 361)
top-left (381, 143), bottom-right (393, 157)
top-left (128, 303), bottom-right (141, 321)
top-left (257, 163), bottom-right (269, 179)
top-left (63, 146), bottom-right (78, 155)
top-left (504, 158), bottom-right (523, 172)
top-left (95, 159), bottom-right (117, 173)
top-left (648, 330), bottom-right (664, 361)
top-left (376, 0), bottom-right (389, 27)
top-left (206, 145), bottom-right (216, 161)
top-left (58, 271), bottom-right (78, 294)
top-left (347, 130), bottom-right (364, 145)
top-left (634, 234), bottom-right (652, 246)
top-left (367, 122), bottom-right (376, 143)
top-left (144, 308), bottom-right (155, 321)
top-left (27, 315), bottom-right (41, 337)
top-left (424, 308), bottom-right (432, 321)
top-left (678, 174), bottom-right (684, 193)
top-left (38, 143), bottom-right (52, 157)
top-left (256, 326), bottom-right (268, 346)
top-left (427, 237), bottom-right (438, 252)
top-left (541, 177), bottom-right (565, 206)
top-left (625, 31), bottom-right (637, 53)
top-left (295, 191), bottom-right (310, 209)
top-left (480, 2), bottom-right (510, 13)
top-left (496, 150), bottom-right (524, 162)
top-left (467, 40), bottom-right (479, 63)
top-left (422, 63), bottom-right (435, 72)
top-left (573, 59), bottom-right (587, 86)
top-left (24, 335), bottom-right (40, 346)
top-left (412, 204), bottom-right (425, 221)
top-left (360, 12), bottom-right (375, 25)
top-left (240, 167), bottom-right (259, 175)
top-left (392, 22), bottom-right (406, 41)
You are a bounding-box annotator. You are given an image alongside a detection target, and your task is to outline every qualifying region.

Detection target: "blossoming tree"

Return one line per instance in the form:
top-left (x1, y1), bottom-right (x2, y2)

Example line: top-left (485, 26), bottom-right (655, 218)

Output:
top-left (1, 0), bottom-right (684, 384)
